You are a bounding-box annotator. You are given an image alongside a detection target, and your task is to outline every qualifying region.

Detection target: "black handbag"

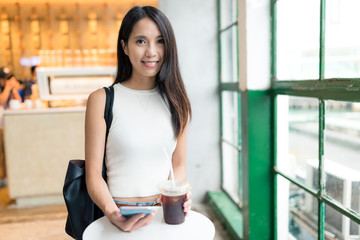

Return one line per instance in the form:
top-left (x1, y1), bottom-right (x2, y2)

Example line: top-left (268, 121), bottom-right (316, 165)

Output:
top-left (63, 86), bottom-right (114, 240)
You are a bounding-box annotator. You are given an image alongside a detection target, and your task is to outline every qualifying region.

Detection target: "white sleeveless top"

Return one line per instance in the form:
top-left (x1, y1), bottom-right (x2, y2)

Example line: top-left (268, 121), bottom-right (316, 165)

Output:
top-left (105, 83), bottom-right (177, 198)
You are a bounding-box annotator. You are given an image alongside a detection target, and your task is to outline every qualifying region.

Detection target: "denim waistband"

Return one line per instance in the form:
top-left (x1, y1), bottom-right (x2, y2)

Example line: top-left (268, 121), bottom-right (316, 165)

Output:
top-left (114, 199), bottom-right (158, 206)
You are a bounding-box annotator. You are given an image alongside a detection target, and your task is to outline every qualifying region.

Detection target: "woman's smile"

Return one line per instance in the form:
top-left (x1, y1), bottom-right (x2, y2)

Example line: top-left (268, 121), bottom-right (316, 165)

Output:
top-left (142, 61), bottom-right (160, 68)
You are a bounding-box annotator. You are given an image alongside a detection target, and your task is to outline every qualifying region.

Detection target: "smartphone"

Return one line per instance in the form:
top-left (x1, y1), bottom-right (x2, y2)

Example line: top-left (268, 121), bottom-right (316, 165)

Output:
top-left (120, 206), bottom-right (153, 217)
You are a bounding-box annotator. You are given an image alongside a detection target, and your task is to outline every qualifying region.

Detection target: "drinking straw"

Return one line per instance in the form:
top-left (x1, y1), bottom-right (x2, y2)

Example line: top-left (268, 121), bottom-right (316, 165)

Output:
top-left (163, 147), bottom-right (176, 187)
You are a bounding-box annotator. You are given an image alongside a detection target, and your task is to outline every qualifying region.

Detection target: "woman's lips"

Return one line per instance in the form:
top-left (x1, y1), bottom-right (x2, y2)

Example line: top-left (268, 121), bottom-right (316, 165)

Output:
top-left (142, 61), bottom-right (159, 68)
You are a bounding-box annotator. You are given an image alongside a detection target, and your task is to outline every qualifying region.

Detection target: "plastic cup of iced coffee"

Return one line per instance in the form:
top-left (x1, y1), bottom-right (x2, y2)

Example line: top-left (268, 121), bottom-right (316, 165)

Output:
top-left (158, 180), bottom-right (191, 225)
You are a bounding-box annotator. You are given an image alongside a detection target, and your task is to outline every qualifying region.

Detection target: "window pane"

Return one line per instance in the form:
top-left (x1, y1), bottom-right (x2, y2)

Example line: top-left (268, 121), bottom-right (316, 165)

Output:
top-left (277, 95), bottom-right (319, 189)
top-left (220, 26), bottom-right (238, 83)
top-left (277, 177), bottom-right (318, 240)
top-left (222, 142), bottom-right (239, 203)
top-left (221, 91), bottom-right (241, 203)
top-left (325, 0), bottom-right (360, 78)
top-left (326, 205), bottom-right (360, 238)
top-left (221, 91), bottom-right (239, 145)
top-left (324, 100), bottom-right (360, 215)
top-left (220, 0), bottom-right (237, 29)
top-left (276, 0), bottom-right (320, 80)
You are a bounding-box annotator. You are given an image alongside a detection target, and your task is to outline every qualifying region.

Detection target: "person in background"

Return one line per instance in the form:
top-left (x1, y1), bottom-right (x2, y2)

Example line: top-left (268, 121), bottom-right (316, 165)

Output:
top-left (85, 6), bottom-right (192, 232)
top-left (0, 67), bottom-right (22, 187)
top-left (0, 67), bottom-right (22, 108)
top-left (22, 66), bottom-right (35, 100)
top-left (31, 65), bottom-right (40, 101)
top-left (23, 65), bottom-right (39, 101)
top-left (31, 65), bottom-right (38, 83)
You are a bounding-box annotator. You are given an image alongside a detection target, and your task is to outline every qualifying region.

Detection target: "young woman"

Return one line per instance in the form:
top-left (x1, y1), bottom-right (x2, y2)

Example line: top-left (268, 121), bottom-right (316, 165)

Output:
top-left (85, 6), bottom-right (192, 232)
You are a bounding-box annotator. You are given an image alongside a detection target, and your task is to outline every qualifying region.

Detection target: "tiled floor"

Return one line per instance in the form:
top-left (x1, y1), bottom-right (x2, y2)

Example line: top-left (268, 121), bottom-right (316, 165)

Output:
top-left (0, 186), bottom-right (229, 240)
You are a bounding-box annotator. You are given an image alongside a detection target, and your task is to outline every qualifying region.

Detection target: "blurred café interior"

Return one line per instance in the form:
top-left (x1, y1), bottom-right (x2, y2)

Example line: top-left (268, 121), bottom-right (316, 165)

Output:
top-left (0, 0), bottom-right (360, 240)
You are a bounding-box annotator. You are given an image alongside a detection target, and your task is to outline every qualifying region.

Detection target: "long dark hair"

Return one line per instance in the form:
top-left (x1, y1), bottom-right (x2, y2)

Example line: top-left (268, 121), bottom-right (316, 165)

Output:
top-left (114, 6), bottom-right (191, 137)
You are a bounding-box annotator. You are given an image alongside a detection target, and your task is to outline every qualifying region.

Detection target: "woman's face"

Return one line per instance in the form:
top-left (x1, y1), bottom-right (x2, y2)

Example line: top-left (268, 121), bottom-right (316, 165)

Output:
top-left (122, 17), bottom-right (165, 82)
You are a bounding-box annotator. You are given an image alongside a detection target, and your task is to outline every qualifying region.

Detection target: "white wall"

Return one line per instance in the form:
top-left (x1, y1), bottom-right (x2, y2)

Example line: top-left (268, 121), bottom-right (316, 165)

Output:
top-left (239, 0), bottom-right (271, 91)
top-left (159, 0), bottom-right (220, 202)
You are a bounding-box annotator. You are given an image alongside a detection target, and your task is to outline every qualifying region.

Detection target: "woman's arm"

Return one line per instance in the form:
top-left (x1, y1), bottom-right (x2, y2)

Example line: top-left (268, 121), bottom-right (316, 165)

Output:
top-left (171, 123), bottom-right (192, 214)
top-left (85, 88), bottom-right (116, 216)
top-left (0, 77), bottom-right (18, 107)
top-left (11, 79), bottom-right (22, 102)
top-left (85, 89), bottom-right (156, 232)
top-left (172, 123), bottom-right (188, 181)
top-left (0, 87), bottom-right (11, 107)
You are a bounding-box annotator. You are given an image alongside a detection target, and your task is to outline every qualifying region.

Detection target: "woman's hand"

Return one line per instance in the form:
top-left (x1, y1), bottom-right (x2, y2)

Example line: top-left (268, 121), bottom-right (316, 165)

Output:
top-left (106, 208), bottom-right (157, 232)
top-left (183, 191), bottom-right (192, 216)
top-left (157, 191), bottom-right (192, 216)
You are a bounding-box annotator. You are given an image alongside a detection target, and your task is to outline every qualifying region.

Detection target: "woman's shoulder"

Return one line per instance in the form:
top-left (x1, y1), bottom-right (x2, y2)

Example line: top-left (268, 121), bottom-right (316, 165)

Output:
top-left (86, 88), bottom-right (107, 111)
top-left (88, 87), bottom-right (106, 101)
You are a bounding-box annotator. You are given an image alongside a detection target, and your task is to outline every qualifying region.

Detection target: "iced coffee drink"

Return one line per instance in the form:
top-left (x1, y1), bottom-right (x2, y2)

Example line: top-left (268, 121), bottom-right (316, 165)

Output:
top-left (158, 180), bottom-right (190, 225)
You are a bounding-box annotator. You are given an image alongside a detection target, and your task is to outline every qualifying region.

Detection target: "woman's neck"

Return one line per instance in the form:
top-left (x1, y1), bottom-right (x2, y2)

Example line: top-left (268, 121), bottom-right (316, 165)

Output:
top-left (122, 75), bottom-right (156, 90)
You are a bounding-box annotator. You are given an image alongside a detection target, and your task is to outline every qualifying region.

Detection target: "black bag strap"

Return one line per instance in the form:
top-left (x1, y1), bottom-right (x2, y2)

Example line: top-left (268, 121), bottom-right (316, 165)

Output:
top-left (102, 85), bottom-right (114, 181)
top-left (104, 86), bottom-right (114, 141)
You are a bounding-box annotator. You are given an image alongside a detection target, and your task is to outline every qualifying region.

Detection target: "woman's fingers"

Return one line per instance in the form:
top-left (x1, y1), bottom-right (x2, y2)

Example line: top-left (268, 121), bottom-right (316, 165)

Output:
top-left (127, 210), bottom-right (157, 232)
top-left (120, 213), bottom-right (146, 232)
top-left (183, 191), bottom-right (192, 216)
top-left (111, 209), bottom-right (157, 232)
top-left (186, 191), bottom-right (192, 200)
top-left (184, 198), bottom-right (192, 216)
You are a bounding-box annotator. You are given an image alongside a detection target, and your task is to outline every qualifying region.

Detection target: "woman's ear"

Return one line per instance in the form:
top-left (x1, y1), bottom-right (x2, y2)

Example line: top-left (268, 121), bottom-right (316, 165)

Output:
top-left (121, 40), bottom-right (128, 55)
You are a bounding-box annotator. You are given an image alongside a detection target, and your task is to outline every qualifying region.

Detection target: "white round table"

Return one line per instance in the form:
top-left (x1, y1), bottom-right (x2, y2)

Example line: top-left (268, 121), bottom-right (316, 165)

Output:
top-left (83, 207), bottom-right (215, 240)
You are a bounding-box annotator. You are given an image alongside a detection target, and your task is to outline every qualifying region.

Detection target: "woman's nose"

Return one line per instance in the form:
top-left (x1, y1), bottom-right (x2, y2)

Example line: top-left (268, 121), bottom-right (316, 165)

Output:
top-left (145, 44), bottom-right (157, 57)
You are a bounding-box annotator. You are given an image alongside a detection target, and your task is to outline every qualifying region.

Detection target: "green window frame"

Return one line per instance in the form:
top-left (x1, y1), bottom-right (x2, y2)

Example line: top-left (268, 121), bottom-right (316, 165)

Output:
top-left (206, 1), bottom-right (244, 239)
top-left (218, 0), bottom-right (242, 205)
top-left (272, 0), bottom-right (360, 239)
top-left (208, 1), bottom-right (273, 239)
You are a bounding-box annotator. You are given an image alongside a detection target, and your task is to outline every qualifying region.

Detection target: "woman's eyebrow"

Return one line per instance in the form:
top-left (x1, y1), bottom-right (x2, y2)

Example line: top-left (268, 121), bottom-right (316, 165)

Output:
top-left (134, 35), bottom-right (163, 39)
top-left (134, 35), bottom-right (147, 39)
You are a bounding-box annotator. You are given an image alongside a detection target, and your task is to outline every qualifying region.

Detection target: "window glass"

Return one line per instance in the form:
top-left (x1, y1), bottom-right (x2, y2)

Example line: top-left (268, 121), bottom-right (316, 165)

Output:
top-left (277, 95), bottom-right (319, 189)
top-left (325, 0), bottom-right (360, 78)
top-left (220, 26), bottom-right (238, 82)
top-left (221, 91), bottom-right (240, 203)
top-left (220, 0), bottom-right (237, 29)
top-left (274, 0), bottom-right (360, 237)
top-left (219, 0), bottom-right (240, 205)
top-left (222, 142), bottom-right (239, 203)
top-left (326, 205), bottom-right (360, 238)
top-left (324, 100), bottom-right (360, 215)
top-left (221, 91), bottom-right (239, 145)
top-left (276, 0), bottom-right (320, 80)
top-left (277, 178), bottom-right (318, 240)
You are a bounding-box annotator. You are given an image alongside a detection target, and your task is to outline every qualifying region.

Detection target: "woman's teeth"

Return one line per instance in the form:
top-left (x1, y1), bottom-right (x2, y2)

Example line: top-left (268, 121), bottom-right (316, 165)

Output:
top-left (144, 61), bottom-right (157, 66)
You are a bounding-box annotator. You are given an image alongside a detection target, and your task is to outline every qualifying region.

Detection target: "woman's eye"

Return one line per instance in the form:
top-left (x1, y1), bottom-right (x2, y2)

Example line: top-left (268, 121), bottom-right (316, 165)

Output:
top-left (136, 39), bottom-right (146, 44)
top-left (158, 39), bottom-right (165, 44)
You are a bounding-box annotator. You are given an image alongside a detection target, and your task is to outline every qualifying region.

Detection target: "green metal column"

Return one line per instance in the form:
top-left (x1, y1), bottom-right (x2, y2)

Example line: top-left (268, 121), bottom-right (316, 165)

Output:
top-left (270, 1), bottom-right (278, 239)
top-left (318, 0), bottom-right (326, 239)
top-left (242, 90), bottom-right (273, 239)
top-left (318, 100), bottom-right (326, 240)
